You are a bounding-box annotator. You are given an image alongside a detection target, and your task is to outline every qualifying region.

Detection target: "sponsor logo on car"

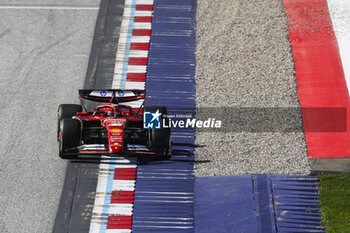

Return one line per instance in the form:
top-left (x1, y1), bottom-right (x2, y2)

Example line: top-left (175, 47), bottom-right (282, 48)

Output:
top-left (103, 119), bottom-right (126, 126)
top-left (111, 129), bottom-right (121, 133)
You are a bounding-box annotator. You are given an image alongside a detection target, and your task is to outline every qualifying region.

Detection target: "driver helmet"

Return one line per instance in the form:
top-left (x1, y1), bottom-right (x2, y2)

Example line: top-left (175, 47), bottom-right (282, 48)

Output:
top-left (107, 109), bottom-right (114, 117)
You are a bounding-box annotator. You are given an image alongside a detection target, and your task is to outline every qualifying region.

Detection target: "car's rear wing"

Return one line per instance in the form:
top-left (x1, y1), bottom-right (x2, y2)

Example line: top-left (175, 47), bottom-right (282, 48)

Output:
top-left (79, 89), bottom-right (145, 103)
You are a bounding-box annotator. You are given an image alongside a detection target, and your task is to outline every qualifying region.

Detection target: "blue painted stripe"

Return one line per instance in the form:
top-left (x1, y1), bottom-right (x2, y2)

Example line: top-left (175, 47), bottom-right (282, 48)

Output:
top-left (194, 175), bottom-right (325, 233)
top-left (254, 175), bottom-right (277, 233)
top-left (133, 0), bottom-right (197, 232)
top-left (120, 0), bottom-right (137, 89)
top-left (195, 175), bottom-right (259, 233)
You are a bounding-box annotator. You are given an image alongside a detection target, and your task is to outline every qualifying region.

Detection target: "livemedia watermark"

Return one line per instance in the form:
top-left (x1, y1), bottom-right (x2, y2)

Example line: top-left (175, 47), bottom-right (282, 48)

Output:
top-left (144, 107), bottom-right (346, 132)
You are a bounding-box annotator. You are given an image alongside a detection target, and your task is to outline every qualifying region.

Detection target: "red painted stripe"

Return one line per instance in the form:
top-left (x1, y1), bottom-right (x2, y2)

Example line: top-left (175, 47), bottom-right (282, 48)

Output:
top-left (114, 175), bottom-right (137, 180)
top-left (114, 171), bottom-right (137, 175)
top-left (130, 43), bottom-right (150, 51)
top-left (132, 29), bottom-right (151, 36)
top-left (134, 16), bottom-right (152, 23)
top-left (114, 168), bottom-right (137, 180)
top-left (136, 4), bottom-right (153, 11)
top-left (283, 0), bottom-right (350, 158)
top-left (107, 216), bottom-right (132, 229)
top-left (128, 57), bottom-right (148, 65)
top-left (111, 191), bottom-right (135, 204)
top-left (112, 191), bottom-right (135, 196)
top-left (127, 73), bottom-right (146, 82)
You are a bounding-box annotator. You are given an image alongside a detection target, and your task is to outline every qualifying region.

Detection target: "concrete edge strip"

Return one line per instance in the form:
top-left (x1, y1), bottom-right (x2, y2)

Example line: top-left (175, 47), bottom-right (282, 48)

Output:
top-left (53, 163), bottom-right (80, 233)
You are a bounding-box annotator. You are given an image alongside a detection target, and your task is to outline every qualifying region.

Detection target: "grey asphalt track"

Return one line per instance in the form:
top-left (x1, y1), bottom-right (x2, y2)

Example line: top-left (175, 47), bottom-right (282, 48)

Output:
top-left (0, 1), bottom-right (100, 232)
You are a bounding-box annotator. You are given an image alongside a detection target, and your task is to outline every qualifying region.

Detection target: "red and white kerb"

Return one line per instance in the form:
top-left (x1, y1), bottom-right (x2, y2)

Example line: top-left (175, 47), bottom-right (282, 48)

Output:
top-left (89, 158), bottom-right (137, 233)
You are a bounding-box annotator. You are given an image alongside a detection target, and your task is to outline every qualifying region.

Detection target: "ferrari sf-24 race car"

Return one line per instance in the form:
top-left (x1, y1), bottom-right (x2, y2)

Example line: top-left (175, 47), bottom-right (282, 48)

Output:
top-left (57, 89), bottom-right (171, 160)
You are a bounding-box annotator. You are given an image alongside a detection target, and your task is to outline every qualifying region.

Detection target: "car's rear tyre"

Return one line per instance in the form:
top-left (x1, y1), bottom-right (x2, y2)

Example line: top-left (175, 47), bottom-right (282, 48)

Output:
top-left (145, 106), bottom-right (171, 160)
top-left (59, 118), bottom-right (80, 159)
top-left (57, 104), bottom-right (82, 141)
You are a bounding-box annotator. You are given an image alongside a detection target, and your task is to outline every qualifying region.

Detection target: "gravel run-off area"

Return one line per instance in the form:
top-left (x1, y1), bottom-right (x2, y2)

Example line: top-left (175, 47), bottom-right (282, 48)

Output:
top-left (194, 0), bottom-right (311, 176)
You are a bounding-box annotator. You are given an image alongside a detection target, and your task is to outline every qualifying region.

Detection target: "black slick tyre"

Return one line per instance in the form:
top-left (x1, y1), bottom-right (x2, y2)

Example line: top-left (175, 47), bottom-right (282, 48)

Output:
top-left (144, 106), bottom-right (171, 160)
top-left (57, 104), bottom-right (82, 141)
top-left (59, 118), bottom-right (80, 159)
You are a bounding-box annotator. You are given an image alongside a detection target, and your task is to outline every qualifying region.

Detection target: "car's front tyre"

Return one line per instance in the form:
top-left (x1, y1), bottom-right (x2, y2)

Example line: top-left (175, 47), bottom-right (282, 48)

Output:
top-left (59, 118), bottom-right (80, 159)
top-left (57, 104), bottom-right (82, 141)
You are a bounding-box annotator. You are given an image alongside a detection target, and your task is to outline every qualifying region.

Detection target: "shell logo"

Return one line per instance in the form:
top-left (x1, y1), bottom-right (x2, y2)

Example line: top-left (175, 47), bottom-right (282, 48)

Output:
top-left (111, 129), bottom-right (121, 133)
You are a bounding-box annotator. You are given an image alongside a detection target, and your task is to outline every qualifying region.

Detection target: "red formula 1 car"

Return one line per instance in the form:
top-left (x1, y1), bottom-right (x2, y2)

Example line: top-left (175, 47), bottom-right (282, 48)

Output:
top-left (57, 89), bottom-right (171, 160)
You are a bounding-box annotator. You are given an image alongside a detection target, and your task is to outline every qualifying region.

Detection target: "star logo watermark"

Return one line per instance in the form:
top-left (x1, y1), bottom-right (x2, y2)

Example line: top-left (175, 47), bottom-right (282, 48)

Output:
top-left (143, 109), bottom-right (162, 129)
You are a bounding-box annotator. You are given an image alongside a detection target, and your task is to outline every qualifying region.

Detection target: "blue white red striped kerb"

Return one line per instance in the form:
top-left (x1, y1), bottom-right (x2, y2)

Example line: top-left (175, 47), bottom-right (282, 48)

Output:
top-left (112, 0), bottom-right (154, 109)
top-left (89, 0), bottom-right (154, 232)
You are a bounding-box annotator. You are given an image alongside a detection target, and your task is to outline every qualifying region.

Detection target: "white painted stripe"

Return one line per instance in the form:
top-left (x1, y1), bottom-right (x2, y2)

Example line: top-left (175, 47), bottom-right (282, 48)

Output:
top-left (107, 204), bottom-right (134, 215)
top-left (129, 50), bottom-right (149, 57)
top-left (106, 230), bottom-right (132, 233)
top-left (89, 164), bottom-right (109, 232)
top-left (124, 81), bottom-right (146, 89)
top-left (113, 14), bottom-right (132, 89)
top-left (122, 4), bottom-right (133, 14)
top-left (133, 22), bottom-right (152, 29)
top-left (127, 65), bottom-right (147, 73)
top-left (89, 224), bottom-right (102, 233)
top-left (134, 10), bottom-right (152, 16)
top-left (113, 180), bottom-right (136, 191)
top-left (136, 0), bottom-right (154, 4)
top-left (327, 0), bottom-right (350, 95)
top-left (92, 193), bottom-right (108, 206)
top-left (91, 205), bottom-right (133, 217)
top-left (131, 36), bottom-right (151, 43)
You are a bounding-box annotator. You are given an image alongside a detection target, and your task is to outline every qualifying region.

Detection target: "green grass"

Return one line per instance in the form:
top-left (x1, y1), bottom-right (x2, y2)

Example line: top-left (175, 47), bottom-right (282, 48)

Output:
top-left (318, 173), bottom-right (350, 233)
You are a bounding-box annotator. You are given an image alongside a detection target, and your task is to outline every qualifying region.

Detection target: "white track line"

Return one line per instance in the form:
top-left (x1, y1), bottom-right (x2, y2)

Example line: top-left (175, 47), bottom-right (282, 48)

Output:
top-left (327, 0), bottom-right (350, 95)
